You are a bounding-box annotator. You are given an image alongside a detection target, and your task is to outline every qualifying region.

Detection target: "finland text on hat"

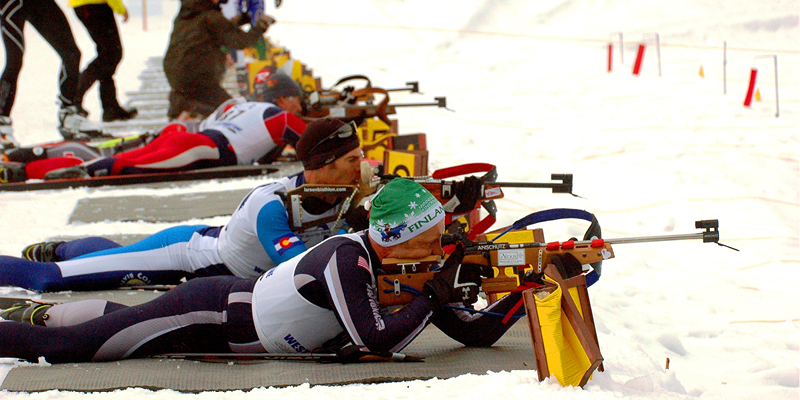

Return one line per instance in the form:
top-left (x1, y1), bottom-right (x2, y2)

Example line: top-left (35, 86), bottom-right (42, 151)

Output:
top-left (368, 179), bottom-right (444, 246)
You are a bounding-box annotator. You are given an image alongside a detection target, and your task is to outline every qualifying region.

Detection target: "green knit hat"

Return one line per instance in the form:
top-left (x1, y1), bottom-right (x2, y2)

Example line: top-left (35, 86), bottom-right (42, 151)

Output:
top-left (368, 178), bottom-right (444, 246)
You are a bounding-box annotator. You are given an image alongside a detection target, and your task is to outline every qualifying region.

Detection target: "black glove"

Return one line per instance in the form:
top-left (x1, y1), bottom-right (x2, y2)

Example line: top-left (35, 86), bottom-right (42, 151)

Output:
top-left (281, 127), bottom-right (301, 147)
top-left (423, 245), bottom-right (492, 308)
top-left (253, 15), bottom-right (275, 32)
top-left (231, 12), bottom-right (251, 26)
top-left (449, 176), bottom-right (482, 214)
top-left (551, 253), bottom-right (584, 279)
top-left (344, 205), bottom-right (369, 232)
top-left (522, 268), bottom-right (545, 285)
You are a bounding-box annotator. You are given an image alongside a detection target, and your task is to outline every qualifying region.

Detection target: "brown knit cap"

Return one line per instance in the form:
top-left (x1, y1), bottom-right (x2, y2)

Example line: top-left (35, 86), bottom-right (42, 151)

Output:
top-left (295, 118), bottom-right (361, 170)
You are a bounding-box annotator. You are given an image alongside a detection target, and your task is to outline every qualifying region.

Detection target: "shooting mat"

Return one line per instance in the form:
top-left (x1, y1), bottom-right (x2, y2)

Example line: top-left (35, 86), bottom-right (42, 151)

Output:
top-left (2, 160), bottom-right (539, 392)
top-left (68, 162), bottom-right (302, 224)
top-left (1, 294), bottom-right (536, 392)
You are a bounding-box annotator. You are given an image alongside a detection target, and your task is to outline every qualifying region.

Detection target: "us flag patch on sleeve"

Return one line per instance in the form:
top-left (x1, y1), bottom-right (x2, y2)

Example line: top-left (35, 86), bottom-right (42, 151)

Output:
top-left (357, 256), bottom-right (370, 272)
top-left (273, 235), bottom-right (301, 255)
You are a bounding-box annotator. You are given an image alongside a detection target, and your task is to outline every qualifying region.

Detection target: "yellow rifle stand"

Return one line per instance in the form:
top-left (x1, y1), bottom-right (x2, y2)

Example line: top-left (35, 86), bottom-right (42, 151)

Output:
top-left (240, 37), bottom-right (318, 96)
top-left (358, 118), bottom-right (397, 162)
top-left (383, 149), bottom-right (428, 177)
top-left (522, 264), bottom-right (603, 388)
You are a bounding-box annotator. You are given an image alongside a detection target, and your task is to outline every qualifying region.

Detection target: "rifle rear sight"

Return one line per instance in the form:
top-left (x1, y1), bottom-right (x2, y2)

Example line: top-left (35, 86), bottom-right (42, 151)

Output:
top-left (696, 219), bottom-right (719, 243)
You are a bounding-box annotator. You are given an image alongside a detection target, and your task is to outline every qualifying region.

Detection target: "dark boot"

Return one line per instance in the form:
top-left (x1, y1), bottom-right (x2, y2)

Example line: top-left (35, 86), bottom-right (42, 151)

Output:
top-left (102, 106), bottom-right (138, 122)
top-left (21, 241), bottom-right (65, 262)
top-left (100, 78), bottom-right (137, 122)
top-left (0, 161), bottom-right (27, 183)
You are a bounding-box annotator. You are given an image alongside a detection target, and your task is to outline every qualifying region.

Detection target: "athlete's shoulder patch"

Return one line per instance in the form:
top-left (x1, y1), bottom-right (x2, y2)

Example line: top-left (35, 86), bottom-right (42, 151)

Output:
top-left (356, 256), bottom-right (370, 272)
top-left (273, 235), bottom-right (301, 255)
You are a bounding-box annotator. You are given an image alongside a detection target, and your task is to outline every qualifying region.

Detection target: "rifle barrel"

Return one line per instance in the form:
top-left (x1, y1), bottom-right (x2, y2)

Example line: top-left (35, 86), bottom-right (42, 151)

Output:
top-left (390, 102), bottom-right (442, 108)
top-left (603, 232), bottom-right (706, 245)
top-left (386, 81), bottom-right (419, 93)
top-left (391, 96), bottom-right (447, 109)
top-left (494, 173), bottom-right (573, 194)
top-left (494, 181), bottom-right (564, 189)
top-left (467, 219), bottom-right (727, 252)
top-left (473, 232), bottom-right (714, 251)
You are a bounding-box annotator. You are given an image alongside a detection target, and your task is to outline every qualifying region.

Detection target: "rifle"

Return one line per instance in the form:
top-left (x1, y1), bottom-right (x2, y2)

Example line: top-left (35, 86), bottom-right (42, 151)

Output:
top-left (303, 77), bottom-right (447, 125)
top-left (152, 344), bottom-right (423, 364)
top-left (410, 171), bottom-right (574, 209)
top-left (385, 163), bottom-right (576, 238)
top-left (376, 212), bottom-right (734, 307)
top-left (281, 166), bottom-right (575, 236)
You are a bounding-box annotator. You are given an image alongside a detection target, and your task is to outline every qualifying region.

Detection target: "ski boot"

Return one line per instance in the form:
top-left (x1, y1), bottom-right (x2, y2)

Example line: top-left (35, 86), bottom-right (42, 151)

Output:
top-left (0, 116), bottom-right (19, 150)
top-left (58, 106), bottom-right (105, 140)
top-left (0, 161), bottom-right (26, 183)
top-left (21, 241), bottom-right (65, 262)
top-left (43, 165), bottom-right (90, 180)
top-left (0, 301), bottom-right (53, 326)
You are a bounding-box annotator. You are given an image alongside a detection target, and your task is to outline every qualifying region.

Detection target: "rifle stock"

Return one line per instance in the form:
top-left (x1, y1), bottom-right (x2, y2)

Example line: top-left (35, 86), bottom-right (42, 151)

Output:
top-left (377, 256), bottom-right (440, 306)
top-left (377, 236), bottom-right (615, 307)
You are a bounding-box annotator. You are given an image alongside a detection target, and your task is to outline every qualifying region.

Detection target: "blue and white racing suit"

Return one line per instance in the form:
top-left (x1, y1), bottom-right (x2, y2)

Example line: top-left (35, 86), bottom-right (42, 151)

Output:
top-left (0, 173), bottom-right (348, 292)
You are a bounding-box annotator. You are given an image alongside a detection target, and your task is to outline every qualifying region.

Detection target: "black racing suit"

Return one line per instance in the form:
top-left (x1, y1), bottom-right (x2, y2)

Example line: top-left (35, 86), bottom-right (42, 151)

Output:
top-left (0, 0), bottom-right (81, 116)
top-left (0, 232), bottom-right (525, 363)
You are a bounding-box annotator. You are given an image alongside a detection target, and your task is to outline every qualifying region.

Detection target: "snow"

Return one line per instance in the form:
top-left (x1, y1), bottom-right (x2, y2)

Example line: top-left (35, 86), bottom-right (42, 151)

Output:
top-left (0, 0), bottom-right (798, 398)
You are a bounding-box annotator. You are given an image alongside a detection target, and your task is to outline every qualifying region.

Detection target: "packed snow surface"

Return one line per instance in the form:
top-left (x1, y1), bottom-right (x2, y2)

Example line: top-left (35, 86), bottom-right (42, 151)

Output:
top-left (0, 0), bottom-right (798, 398)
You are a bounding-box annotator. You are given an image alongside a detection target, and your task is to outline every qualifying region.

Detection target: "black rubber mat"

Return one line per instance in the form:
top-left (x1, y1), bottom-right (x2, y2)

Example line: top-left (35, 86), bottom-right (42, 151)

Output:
top-left (1, 312), bottom-right (535, 392)
top-left (2, 159), bottom-right (539, 392)
top-left (68, 163), bottom-right (302, 224)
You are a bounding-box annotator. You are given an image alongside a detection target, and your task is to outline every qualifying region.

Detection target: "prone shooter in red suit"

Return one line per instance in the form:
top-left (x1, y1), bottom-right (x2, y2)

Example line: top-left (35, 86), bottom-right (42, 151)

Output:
top-left (39, 70), bottom-right (306, 179)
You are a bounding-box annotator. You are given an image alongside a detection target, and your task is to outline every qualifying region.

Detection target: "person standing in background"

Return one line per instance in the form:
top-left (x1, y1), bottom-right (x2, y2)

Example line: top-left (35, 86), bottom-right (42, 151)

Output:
top-left (163, 0), bottom-right (273, 120)
top-left (0, 0), bottom-right (104, 143)
top-left (70, 0), bottom-right (138, 122)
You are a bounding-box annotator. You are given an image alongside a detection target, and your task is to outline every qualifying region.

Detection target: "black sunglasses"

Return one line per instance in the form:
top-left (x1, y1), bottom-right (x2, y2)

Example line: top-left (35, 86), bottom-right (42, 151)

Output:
top-left (308, 121), bottom-right (358, 154)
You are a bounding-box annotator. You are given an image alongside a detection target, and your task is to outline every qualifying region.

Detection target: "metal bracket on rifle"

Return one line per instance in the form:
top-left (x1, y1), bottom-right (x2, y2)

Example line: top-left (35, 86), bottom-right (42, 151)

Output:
top-left (696, 219), bottom-right (739, 251)
top-left (490, 173), bottom-right (578, 197)
top-left (386, 81), bottom-right (420, 93)
top-left (551, 174), bottom-right (574, 194)
top-left (382, 255), bottom-right (441, 274)
top-left (391, 96), bottom-right (450, 111)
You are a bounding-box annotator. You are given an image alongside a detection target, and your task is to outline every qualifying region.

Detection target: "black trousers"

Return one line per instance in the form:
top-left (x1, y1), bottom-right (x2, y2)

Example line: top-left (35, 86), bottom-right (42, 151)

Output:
top-left (0, 276), bottom-right (262, 363)
top-left (73, 3), bottom-right (123, 112)
top-left (0, 0), bottom-right (81, 116)
top-left (167, 83), bottom-right (232, 120)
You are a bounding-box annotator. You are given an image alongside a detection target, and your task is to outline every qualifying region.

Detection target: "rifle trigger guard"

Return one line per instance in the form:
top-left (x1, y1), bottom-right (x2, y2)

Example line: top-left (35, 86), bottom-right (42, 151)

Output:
top-left (393, 279), bottom-right (401, 296)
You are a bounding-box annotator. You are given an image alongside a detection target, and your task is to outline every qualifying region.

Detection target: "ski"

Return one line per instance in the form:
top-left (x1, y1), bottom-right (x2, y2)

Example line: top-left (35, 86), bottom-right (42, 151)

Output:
top-left (0, 164), bottom-right (284, 192)
top-left (0, 297), bottom-right (61, 310)
top-left (0, 286), bottom-right (173, 312)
